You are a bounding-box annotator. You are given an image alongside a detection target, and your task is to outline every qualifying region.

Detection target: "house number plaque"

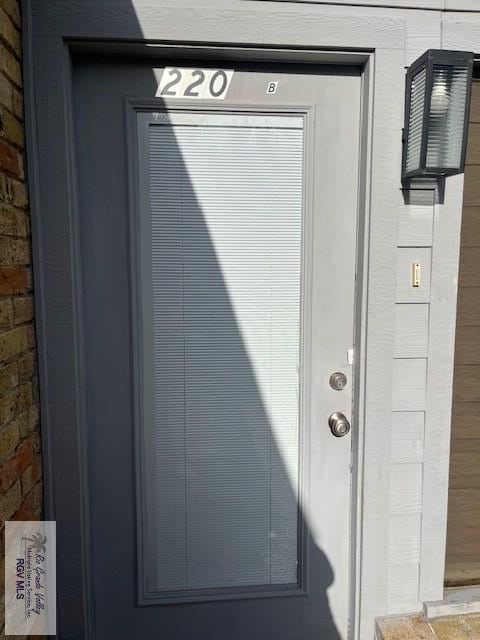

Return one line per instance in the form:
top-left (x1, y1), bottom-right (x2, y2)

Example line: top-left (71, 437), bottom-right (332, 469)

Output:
top-left (156, 67), bottom-right (234, 100)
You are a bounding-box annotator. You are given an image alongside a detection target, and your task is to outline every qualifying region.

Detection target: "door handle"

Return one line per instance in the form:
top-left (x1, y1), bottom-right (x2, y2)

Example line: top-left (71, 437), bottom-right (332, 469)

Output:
top-left (328, 412), bottom-right (351, 438)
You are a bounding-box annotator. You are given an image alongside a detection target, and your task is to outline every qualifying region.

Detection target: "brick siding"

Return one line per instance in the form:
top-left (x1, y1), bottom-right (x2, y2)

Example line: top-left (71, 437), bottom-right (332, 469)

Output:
top-left (0, 0), bottom-right (43, 634)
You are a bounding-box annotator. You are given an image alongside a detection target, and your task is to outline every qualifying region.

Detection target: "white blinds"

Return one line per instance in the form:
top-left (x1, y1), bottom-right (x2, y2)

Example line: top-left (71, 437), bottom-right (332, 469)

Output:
top-left (144, 112), bottom-right (304, 592)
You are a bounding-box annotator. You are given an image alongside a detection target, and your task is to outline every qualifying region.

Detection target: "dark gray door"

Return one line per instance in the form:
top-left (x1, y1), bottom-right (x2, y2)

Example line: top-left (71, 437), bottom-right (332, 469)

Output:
top-left (73, 57), bottom-right (360, 640)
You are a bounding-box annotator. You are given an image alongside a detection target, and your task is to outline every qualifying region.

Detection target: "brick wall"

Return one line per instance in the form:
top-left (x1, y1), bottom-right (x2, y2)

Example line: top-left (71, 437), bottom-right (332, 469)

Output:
top-left (0, 0), bottom-right (43, 630)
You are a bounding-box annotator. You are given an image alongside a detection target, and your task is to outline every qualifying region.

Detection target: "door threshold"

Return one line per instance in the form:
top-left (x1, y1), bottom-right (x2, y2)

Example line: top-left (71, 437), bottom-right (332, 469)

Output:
top-left (423, 585), bottom-right (480, 619)
top-left (446, 585), bottom-right (480, 602)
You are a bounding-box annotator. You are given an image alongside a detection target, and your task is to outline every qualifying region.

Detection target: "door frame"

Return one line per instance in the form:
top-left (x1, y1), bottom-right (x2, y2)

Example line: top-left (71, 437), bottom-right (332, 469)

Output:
top-left (22, 2), bottom-right (406, 638)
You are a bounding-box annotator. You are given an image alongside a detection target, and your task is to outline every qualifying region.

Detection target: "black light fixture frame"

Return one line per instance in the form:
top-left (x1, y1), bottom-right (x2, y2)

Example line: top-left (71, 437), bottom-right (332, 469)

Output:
top-left (402, 49), bottom-right (474, 181)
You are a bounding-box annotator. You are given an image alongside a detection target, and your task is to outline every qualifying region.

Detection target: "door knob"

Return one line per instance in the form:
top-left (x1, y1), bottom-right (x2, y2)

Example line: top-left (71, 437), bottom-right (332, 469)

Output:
top-left (328, 412), bottom-right (351, 438)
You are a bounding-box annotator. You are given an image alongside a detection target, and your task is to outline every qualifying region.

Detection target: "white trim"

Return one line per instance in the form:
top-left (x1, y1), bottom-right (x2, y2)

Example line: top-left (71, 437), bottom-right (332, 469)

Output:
top-left (425, 587), bottom-right (480, 619)
top-left (356, 46), bottom-right (405, 638)
top-left (260, 0), bottom-right (442, 8)
top-left (31, 3), bottom-right (406, 48)
top-left (149, 112), bottom-right (305, 128)
top-left (259, 0), bottom-right (480, 11)
top-left (445, 1), bottom-right (480, 10)
top-left (419, 176), bottom-right (465, 603)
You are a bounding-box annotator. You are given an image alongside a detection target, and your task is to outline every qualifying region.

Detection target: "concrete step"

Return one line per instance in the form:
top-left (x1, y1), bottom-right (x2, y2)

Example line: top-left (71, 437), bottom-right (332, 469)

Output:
top-left (376, 613), bottom-right (480, 640)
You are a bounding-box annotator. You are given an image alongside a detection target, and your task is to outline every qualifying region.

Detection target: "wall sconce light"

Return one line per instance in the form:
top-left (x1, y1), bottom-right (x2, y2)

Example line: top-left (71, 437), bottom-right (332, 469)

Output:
top-left (402, 49), bottom-right (474, 181)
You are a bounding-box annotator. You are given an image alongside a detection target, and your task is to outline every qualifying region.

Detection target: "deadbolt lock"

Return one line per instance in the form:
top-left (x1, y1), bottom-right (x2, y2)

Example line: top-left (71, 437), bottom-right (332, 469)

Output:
top-left (329, 372), bottom-right (347, 390)
top-left (328, 412), bottom-right (351, 438)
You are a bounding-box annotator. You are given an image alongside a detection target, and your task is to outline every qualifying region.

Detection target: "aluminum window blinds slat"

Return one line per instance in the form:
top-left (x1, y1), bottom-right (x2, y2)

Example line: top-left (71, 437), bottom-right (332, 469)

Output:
top-left (145, 113), bottom-right (304, 592)
top-left (406, 67), bottom-right (427, 173)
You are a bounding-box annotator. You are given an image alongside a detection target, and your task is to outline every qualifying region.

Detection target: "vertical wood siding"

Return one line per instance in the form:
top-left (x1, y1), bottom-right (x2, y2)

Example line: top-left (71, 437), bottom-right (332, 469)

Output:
top-left (445, 80), bottom-right (480, 587)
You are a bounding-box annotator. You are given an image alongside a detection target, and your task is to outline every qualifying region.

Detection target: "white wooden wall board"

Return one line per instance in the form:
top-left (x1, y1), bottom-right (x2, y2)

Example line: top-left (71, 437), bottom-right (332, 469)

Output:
top-left (264, 0), bottom-right (480, 11)
top-left (388, 409), bottom-right (424, 609)
top-left (391, 432), bottom-right (424, 463)
top-left (445, 1), bottom-right (480, 12)
top-left (396, 248), bottom-right (432, 303)
top-left (260, 0), bottom-right (443, 9)
top-left (387, 564), bottom-right (421, 614)
top-left (420, 175), bottom-right (466, 603)
top-left (31, 1), bottom-right (406, 49)
top-left (394, 304), bottom-right (429, 358)
top-left (256, 3), bottom-right (441, 66)
top-left (398, 14), bottom-right (480, 610)
top-left (392, 410), bottom-right (425, 438)
top-left (391, 411), bottom-right (425, 466)
top-left (357, 47), bottom-right (406, 640)
top-left (389, 514), bottom-right (422, 564)
top-left (401, 10), bottom-right (442, 65)
top-left (442, 14), bottom-right (480, 50)
top-left (390, 463), bottom-right (423, 513)
top-left (398, 205), bottom-right (434, 247)
top-left (392, 358), bottom-right (427, 411)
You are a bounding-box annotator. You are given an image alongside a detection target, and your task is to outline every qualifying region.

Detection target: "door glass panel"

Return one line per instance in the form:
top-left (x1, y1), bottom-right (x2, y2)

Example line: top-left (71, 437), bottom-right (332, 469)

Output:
top-left (140, 112), bottom-right (304, 593)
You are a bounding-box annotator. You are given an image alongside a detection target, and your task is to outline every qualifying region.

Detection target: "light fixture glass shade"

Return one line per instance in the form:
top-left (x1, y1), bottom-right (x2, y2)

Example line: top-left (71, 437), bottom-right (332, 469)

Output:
top-left (402, 50), bottom-right (474, 180)
top-left (405, 67), bottom-right (427, 174)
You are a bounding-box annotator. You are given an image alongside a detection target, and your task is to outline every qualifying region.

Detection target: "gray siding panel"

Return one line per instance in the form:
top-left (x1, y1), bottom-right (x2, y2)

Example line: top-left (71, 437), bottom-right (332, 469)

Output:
top-left (389, 514), bottom-right (422, 564)
top-left (392, 359), bottom-right (427, 412)
top-left (387, 564), bottom-right (421, 613)
top-left (396, 248), bottom-right (432, 304)
top-left (390, 464), bottom-right (423, 515)
top-left (397, 204), bottom-right (434, 247)
top-left (389, 181), bottom-right (435, 613)
top-left (391, 411), bottom-right (425, 464)
top-left (394, 304), bottom-right (429, 358)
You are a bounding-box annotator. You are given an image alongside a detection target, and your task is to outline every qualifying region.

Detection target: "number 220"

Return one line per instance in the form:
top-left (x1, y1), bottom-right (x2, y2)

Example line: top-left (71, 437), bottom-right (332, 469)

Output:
top-left (157, 68), bottom-right (232, 100)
